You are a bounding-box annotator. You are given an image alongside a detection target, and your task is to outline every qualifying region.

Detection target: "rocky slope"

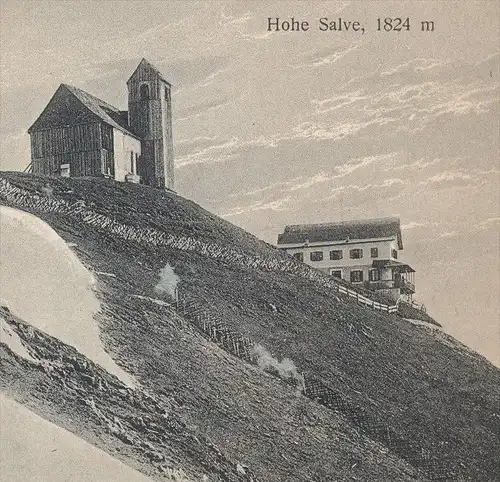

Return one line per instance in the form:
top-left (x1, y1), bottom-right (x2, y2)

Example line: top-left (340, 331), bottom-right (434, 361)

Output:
top-left (1, 172), bottom-right (499, 482)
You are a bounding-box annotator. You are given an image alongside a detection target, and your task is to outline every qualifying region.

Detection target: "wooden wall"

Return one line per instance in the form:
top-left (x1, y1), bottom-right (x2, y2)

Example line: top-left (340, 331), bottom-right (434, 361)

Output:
top-left (30, 122), bottom-right (113, 177)
top-left (128, 79), bottom-right (174, 189)
top-left (163, 86), bottom-right (175, 189)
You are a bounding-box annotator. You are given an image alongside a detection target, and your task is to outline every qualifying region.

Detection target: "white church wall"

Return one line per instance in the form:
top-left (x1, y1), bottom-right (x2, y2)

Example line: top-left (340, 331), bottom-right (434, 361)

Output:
top-left (112, 128), bottom-right (142, 182)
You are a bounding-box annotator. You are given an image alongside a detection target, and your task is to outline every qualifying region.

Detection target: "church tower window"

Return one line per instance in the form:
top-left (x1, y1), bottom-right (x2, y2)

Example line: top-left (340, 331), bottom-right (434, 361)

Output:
top-left (140, 84), bottom-right (150, 100)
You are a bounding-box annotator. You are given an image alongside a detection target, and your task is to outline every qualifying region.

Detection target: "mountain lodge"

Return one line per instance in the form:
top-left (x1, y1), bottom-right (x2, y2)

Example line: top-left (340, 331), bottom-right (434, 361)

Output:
top-left (277, 217), bottom-right (416, 302)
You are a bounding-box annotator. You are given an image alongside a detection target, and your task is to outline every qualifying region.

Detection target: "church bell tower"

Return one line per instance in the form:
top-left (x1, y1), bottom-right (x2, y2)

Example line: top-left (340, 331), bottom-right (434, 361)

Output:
top-left (127, 59), bottom-right (174, 190)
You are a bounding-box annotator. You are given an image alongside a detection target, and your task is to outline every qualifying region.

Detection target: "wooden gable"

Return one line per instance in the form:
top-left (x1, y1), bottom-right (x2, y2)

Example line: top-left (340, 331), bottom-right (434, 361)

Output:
top-left (28, 85), bottom-right (100, 133)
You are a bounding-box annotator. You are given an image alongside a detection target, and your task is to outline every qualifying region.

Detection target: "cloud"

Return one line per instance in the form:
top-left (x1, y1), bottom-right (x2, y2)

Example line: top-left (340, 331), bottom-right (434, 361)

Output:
top-left (425, 171), bottom-right (473, 184)
top-left (177, 115), bottom-right (403, 171)
top-left (310, 55), bottom-right (499, 136)
top-left (176, 136), bottom-right (218, 146)
top-left (383, 157), bottom-right (444, 172)
top-left (476, 217), bottom-right (500, 230)
top-left (402, 221), bottom-right (437, 230)
top-left (439, 231), bottom-right (458, 238)
top-left (219, 11), bottom-right (253, 27)
top-left (292, 44), bottom-right (359, 69)
top-left (176, 96), bottom-right (233, 121)
top-left (381, 58), bottom-right (452, 77)
top-left (195, 68), bottom-right (230, 88)
top-left (220, 196), bottom-right (291, 217)
top-left (335, 153), bottom-right (397, 176)
top-left (232, 153), bottom-right (399, 202)
top-left (176, 135), bottom-right (280, 167)
top-left (312, 90), bottom-right (367, 114)
top-left (324, 178), bottom-right (407, 198)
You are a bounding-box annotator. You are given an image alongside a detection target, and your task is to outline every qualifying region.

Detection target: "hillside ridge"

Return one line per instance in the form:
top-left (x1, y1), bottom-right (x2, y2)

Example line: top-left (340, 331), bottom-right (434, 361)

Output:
top-left (1, 172), bottom-right (499, 482)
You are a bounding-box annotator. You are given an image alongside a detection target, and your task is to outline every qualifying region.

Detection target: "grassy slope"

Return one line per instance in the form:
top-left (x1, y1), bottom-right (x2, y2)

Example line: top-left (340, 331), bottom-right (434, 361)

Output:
top-left (1, 172), bottom-right (499, 482)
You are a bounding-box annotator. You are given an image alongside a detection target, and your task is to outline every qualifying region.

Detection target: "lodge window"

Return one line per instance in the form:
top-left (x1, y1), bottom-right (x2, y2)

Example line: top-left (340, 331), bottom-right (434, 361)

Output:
top-left (310, 251), bottom-right (323, 262)
top-left (369, 269), bottom-right (381, 282)
top-left (130, 151), bottom-right (134, 172)
top-left (330, 249), bottom-right (343, 260)
top-left (349, 248), bottom-right (363, 259)
top-left (331, 269), bottom-right (342, 279)
top-left (140, 84), bottom-right (150, 100)
top-left (165, 86), bottom-right (169, 101)
top-left (350, 270), bottom-right (363, 283)
top-left (392, 249), bottom-right (398, 259)
top-left (371, 247), bottom-right (379, 258)
top-left (293, 252), bottom-right (304, 262)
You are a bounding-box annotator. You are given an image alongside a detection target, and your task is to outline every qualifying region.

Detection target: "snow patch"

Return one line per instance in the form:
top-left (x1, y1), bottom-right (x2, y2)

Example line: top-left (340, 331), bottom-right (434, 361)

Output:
top-left (250, 343), bottom-right (305, 390)
top-left (0, 393), bottom-right (154, 482)
top-left (0, 206), bottom-right (135, 387)
top-left (405, 318), bottom-right (441, 329)
top-left (0, 316), bottom-right (36, 362)
top-left (96, 271), bottom-right (117, 278)
top-left (154, 263), bottom-right (179, 300)
top-left (132, 294), bottom-right (172, 307)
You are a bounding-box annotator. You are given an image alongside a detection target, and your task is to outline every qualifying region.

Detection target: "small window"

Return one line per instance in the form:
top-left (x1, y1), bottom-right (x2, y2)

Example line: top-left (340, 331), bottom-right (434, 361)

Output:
top-left (371, 247), bottom-right (379, 258)
top-left (60, 163), bottom-right (70, 177)
top-left (369, 269), bottom-right (381, 282)
top-left (140, 84), bottom-right (150, 100)
top-left (165, 86), bottom-right (169, 101)
top-left (350, 270), bottom-right (364, 283)
top-left (330, 249), bottom-right (343, 260)
top-left (310, 251), bottom-right (323, 262)
top-left (349, 248), bottom-right (363, 259)
top-left (331, 269), bottom-right (342, 279)
top-left (130, 151), bottom-right (134, 172)
top-left (392, 249), bottom-right (398, 259)
top-left (293, 252), bottom-right (304, 262)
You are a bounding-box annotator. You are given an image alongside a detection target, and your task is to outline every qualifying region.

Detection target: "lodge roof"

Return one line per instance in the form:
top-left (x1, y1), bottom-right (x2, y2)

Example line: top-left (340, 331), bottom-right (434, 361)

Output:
top-left (277, 217), bottom-right (403, 249)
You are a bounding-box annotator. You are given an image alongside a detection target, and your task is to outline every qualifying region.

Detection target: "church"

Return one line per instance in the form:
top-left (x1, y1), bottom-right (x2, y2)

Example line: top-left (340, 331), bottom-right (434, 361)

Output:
top-left (27, 59), bottom-right (174, 190)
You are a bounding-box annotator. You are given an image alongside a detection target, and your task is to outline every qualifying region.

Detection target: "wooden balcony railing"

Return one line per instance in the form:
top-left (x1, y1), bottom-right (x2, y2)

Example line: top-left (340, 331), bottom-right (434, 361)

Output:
top-left (365, 279), bottom-right (415, 293)
top-left (394, 279), bottom-right (415, 293)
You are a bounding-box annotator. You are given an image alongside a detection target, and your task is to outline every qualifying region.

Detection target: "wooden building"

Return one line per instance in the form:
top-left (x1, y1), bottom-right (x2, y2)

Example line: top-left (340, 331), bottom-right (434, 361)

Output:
top-left (277, 217), bottom-right (416, 302)
top-left (28, 59), bottom-right (174, 190)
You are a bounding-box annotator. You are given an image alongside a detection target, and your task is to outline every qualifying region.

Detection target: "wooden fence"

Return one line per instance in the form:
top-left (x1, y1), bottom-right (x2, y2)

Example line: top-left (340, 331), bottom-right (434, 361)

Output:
top-left (0, 177), bottom-right (398, 315)
top-left (0, 177), bottom-right (455, 480)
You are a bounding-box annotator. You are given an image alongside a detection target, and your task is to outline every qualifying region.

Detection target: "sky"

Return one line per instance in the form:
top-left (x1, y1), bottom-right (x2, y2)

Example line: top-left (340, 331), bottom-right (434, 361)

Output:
top-left (0, 0), bottom-right (498, 365)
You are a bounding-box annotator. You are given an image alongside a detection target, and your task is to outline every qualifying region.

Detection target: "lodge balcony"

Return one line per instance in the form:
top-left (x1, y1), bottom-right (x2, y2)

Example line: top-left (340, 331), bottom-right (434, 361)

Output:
top-left (364, 278), bottom-right (415, 294)
top-left (394, 278), bottom-right (416, 294)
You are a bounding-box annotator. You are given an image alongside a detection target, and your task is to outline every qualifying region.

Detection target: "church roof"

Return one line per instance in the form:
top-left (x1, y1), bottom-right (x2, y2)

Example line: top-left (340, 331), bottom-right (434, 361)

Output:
top-left (61, 84), bottom-right (138, 138)
top-left (127, 58), bottom-right (171, 86)
top-left (277, 217), bottom-right (403, 249)
top-left (28, 84), bottom-right (138, 138)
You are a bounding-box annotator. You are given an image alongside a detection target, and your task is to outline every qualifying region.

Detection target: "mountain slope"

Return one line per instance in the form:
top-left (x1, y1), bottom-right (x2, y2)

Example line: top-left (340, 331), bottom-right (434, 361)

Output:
top-left (0, 393), bottom-right (155, 482)
top-left (1, 172), bottom-right (499, 482)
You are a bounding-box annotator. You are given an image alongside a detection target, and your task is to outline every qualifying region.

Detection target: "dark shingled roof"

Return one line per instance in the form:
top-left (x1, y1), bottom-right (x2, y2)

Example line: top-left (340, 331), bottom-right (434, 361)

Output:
top-left (127, 58), bottom-right (171, 86)
top-left (277, 217), bottom-right (403, 249)
top-left (62, 84), bottom-right (138, 138)
top-left (28, 83), bottom-right (139, 138)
